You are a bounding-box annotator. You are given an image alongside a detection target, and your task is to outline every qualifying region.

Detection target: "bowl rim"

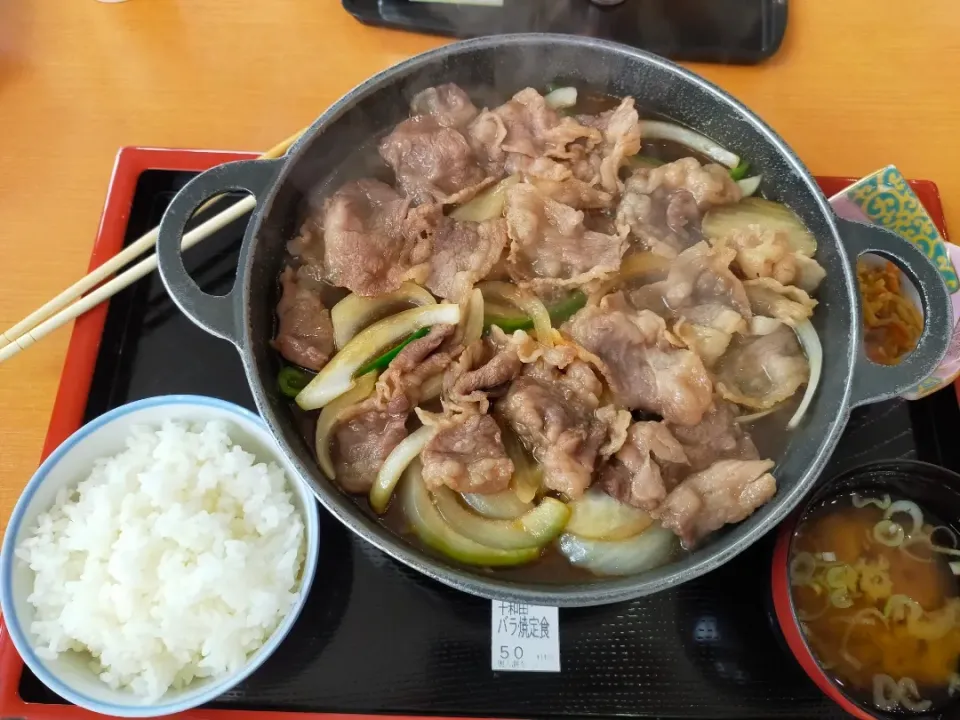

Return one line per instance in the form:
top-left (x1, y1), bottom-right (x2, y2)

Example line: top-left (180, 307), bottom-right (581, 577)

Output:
top-left (770, 459), bottom-right (960, 720)
top-left (0, 394), bottom-right (320, 717)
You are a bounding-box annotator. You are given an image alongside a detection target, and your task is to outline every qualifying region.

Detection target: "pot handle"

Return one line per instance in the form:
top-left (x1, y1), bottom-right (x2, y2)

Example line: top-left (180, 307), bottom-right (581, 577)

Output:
top-left (156, 158), bottom-right (284, 345)
top-left (838, 217), bottom-right (952, 407)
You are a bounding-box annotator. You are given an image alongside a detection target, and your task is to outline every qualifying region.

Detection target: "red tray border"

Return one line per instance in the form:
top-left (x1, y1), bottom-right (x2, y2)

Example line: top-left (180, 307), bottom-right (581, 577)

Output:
top-left (0, 147), bottom-right (952, 720)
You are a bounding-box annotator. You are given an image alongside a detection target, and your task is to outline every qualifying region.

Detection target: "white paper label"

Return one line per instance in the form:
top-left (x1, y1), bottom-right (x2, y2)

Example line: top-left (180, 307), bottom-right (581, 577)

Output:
top-left (491, 601), bottom-right (560, 672)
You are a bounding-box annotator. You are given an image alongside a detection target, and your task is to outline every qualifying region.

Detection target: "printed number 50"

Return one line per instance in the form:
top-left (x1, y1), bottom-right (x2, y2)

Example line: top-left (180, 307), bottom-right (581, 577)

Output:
top-left (500, 645), bottom-right (523, 660)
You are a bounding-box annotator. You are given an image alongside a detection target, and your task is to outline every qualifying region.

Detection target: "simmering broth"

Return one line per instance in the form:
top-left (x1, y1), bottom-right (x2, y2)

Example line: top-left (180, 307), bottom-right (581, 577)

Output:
top-left (273, 81), bottom-right (824, 580)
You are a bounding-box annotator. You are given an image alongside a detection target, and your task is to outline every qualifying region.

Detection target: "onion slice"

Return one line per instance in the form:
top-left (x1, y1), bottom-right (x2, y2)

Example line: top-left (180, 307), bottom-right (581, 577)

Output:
top-left (370, 425), bottom-right (437, 514)
top-left (797, 596), bottom-right (831, 622)
top-left (830, 588), bottom-right (854, 608)
top-left (736, 406), bottom-right (781, 424)
top-left (420, 372), bottom-right (444, 403)
top-left (432, 486), bottom-right (570, 549)
top-left (639, 120), bottom-right (740, 168)
top-left (462, 490), bottom-right (533, 520)
top-left (315, 372), bottom-right (378, 479)
top-left (557, 524), bottom-right (677, 576)
top-left (839, 608), bottom-right (887, 671)
top-left (297, 303), bottom-right (461, 410)
top-left (883, 594), bottom-right (956, 641)
top-left (908, 604), bottom-right (958, 641)
top-left (932, 525), bottom-right (959, 548)
top-left (873, 519), bottom-right (905, 547)
top-left (331, 283), bottom-right (436, 349)
top-left (873, 674), bottom-right (899, 711)
top-left (502, 430), bottom-right (542, 503)
top-left (702, 197), bottom-right (818, 257)
top-left (565, 488), bottom-right (654, 541)
top-left (884, 594), bottom-right (922, 622)
top-left (747, 316), bottom-right (784, 336)
top-left (884, 500), bottom-right (923, 537)
top-left (544, 86), bottom-right (578, 110)
top-left (898, 677), bottom-right (932, 712)
top-left (450, 175), bottom-right (520, 223)
top-left (479, 281), bottom-right (553, 347)
top-left (620, 251), bottom-right (671, 278)
top-left (787, 319), bottom-right (822, 429)
top-left (737, 175), bottom-right (762, 196)
top-left (460, 288), bottom-right (485, 347)
top-left (400, 460), bottom-right (541, 567)
top-left (590, 251), bottom-right (670, 300)
top-left (852, 493), bottom-right (892, 510)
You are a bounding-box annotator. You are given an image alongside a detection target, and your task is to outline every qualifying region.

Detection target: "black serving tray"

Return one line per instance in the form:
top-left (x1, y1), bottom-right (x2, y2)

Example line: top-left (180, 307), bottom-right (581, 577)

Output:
top-left (18, 166), bottom-right (960, 719)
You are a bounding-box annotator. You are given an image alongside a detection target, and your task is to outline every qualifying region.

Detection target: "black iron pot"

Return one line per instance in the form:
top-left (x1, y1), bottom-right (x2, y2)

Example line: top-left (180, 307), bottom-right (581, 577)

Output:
top-left (156, 35), bottom-right (951, 606)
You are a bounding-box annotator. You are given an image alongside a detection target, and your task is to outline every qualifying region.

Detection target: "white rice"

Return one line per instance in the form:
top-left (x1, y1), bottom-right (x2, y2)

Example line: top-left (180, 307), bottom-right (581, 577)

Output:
top-left (15, 420), bottom-right (306, 701)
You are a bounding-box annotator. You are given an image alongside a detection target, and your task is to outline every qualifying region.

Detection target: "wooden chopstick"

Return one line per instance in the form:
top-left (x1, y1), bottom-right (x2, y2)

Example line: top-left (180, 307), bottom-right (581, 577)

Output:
top-left (0, 196), bottom-right (258, 364)
top-left (0, 129), bottom-right (304, 365)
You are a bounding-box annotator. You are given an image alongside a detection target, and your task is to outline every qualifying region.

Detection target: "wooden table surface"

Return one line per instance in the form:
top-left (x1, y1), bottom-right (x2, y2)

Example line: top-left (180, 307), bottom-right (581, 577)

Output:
top-left (1, 0), bottom-right (958, 527)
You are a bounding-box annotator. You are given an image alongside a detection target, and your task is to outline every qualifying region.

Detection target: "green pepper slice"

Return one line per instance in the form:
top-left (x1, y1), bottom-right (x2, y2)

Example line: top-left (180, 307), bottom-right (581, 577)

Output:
top-left (355, 327), bottom-right (431, 377)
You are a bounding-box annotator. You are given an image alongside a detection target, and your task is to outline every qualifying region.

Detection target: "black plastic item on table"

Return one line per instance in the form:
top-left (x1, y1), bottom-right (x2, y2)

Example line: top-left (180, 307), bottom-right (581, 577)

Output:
top-left (18, 166), bottom-right (960, 719)
top-left (342, 0), bottom-right (788, 65)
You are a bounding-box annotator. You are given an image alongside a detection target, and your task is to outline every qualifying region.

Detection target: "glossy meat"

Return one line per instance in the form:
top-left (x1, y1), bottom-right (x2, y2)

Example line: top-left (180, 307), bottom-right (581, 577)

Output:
top-left (596, 405), bottom-right (633, 459)
top-left (719, 225), bottom-right (796, 284)
top-left (466, 88), bottom-right (602, 177)
top-left (373, 325), bottom-right (456, 415)
top-left (617, 185), bottom-right (703, 258)
top-left (673, 304), bottom-right (747, 367)
top-left (409, 84), bottom-right (479, 129)
top-left (420, 215), bottom-right (508, 301)
top-left (628, 242), bottom-right (751, 319)
top-left (626, 242), bottom-right (751, 365)
top-left (715, 323), bottom-right (809, 410)
top-left (600, 421), bottom-right (689, 512)
top-left (655, 459), bottom-right (776, 547)
top-left (575, 97), bottom-right (642, 193)
top-left (622, 157), bottom-right (742, 210)
top-left (718, 225), bottom-right (826, 292)
top-left (444, 333), bottom-right (524, 414)
top-left (497, 359), bottom-right (609, 498)
top-left (401, 202), bottom-right (508, 301)
top-left (564, 294), bottom-right (713, 426)
top-left (524, 157), bottom-right (614, 210)
top-left (277, 82), bottom-right (815, 557)
top-left (334, 326), bottom-right (455, 493)
top-left (505, 182), bottom-right (627, 289)
top-left (743, 277), bottom-right (817, 326)
top-left (321, 179), bottom-right (414, 297)
top-left (620, 188), bottom-right (744, 322)
top-left (420, 413), bottom-right (514, 494)
top-left (379, 115), bottom-right (492, 205)
top-left (667, 400), bottom-right (759, 474)
top-left (272, 267), bottom-right (334, 372)
top-left (334, 409), bottom-right (408, 494)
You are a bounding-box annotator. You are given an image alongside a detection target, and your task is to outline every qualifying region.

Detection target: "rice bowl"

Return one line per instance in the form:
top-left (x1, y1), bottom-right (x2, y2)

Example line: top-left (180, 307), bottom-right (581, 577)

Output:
top-left (0, 395), bottom-right (320, 718)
